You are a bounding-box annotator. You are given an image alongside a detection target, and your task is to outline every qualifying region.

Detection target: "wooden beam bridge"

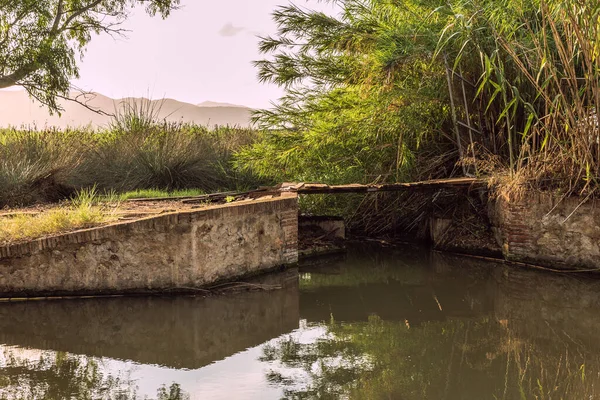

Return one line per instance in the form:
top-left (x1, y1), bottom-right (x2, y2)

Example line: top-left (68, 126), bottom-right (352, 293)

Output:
top-left (278, 177), bottom-right (487, 195)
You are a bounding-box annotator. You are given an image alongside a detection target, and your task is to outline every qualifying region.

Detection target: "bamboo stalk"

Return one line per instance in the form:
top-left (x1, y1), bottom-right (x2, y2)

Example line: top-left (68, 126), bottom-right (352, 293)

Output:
top-left (444, 53), bottom-right (467, 176)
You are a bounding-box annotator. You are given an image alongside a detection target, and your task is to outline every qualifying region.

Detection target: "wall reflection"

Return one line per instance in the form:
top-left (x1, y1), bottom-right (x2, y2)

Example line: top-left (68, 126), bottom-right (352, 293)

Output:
top-left (0, 269), bottom-right (299, 370)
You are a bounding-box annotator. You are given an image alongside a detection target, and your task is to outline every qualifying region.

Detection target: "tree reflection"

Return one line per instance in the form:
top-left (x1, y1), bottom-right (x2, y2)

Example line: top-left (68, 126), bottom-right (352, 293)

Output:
top-left (156, 383), bottom-right (190, 400)
top-left (0, 349), bottom-right (189, 400)
top-left (260, 315), bottom-right (600, 399)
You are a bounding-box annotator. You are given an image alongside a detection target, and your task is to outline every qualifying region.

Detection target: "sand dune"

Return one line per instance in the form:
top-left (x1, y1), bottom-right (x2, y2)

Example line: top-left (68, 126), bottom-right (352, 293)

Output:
top-left (0, 91), bottom-right (253, 129)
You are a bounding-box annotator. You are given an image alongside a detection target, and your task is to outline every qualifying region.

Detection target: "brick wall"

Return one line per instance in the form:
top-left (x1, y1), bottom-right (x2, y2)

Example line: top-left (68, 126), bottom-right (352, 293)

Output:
top-left (280, 207), bottom-right (299, 264)
top-left (490, 193), bottom-right (600, 269)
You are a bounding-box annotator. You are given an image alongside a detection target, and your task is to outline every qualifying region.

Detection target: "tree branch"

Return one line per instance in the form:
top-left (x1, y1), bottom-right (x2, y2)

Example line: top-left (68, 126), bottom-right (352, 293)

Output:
top-left (0, 66), bottom-right (36, 89)
top-left (59, 0), bottom-right (104, 34)
top-left (20, 81), bottom-right (115, 117)
top-left (0, 0), bottom-right (180, 111)
top-left (61, 88), bottom-right (115, 117)
top-left (50, 0), bottom-right (65, 33)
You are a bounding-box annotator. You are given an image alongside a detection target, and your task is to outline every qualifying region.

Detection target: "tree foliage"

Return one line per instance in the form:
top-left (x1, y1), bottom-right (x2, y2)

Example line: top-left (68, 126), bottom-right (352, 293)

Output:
top-left (237, 0), bottom-right (451, 185)
top-left (239, 0), bottom-right (600, 193)
top-left (0, 0), bottom-right (179, 112)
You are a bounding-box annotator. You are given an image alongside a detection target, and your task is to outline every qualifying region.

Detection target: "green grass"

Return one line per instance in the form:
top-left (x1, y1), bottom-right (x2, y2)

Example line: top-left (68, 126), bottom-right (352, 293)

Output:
top-left (0, 187), bottom-right (116, 245)
top-left (115, 188), bottom-right (205, 201)
top-left (0, 187), bottom-right (213, 245)
top-left (0, 204), bottom-right (115, 245)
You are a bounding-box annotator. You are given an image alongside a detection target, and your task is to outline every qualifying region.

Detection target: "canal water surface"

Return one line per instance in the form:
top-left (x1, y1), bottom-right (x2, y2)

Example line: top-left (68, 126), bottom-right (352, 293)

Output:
top-left (1, 245), bottom-right (599, 399)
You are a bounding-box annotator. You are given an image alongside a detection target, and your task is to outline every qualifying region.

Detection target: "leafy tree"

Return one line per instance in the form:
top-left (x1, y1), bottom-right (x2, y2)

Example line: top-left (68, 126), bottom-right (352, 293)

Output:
top-left (237, 0), bottom-right (451, 185)
top-left (0, 0), bottom-right (179, 112)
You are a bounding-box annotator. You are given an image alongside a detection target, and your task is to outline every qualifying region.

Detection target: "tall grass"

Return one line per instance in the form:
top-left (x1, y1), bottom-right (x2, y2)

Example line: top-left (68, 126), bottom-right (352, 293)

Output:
top-left (439, 0), bottom-right (600, 194)
top-left (0, 128), bottom-right (89, 206)
top-left (0, 104), bottom-right (264, 208)
top-left (73, 125), bottom-right (220, 192)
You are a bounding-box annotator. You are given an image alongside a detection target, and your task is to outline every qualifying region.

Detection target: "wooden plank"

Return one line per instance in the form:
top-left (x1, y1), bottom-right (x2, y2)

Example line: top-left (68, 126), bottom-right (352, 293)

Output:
top-left (291, 178), bottom-right (486, 195)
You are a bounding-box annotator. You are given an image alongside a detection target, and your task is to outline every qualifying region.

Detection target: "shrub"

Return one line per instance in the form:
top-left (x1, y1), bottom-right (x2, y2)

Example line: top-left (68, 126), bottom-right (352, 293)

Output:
top-left (0, 128), bottom-right (88, 206)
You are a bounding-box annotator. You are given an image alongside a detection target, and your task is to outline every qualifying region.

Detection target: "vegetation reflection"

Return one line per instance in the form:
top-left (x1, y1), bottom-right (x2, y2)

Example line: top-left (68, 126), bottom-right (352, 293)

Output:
top-left (262, 316), bottom-right (600, 399)
top-left (263, 254), bottom-right (600, 400)
top-left (0, 349), bottom-right (189, 400)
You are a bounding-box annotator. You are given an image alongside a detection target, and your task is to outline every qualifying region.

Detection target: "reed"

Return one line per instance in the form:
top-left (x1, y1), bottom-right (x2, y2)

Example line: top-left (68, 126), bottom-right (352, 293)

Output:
top-left (439, 0), bottom-right (600, 195)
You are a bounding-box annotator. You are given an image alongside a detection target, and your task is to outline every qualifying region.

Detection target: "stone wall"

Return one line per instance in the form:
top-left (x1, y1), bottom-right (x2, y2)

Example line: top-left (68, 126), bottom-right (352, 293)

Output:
top-left (0, 194), bottom-right (298, 297)
top-left (490, 193), bottom-right (600, 269)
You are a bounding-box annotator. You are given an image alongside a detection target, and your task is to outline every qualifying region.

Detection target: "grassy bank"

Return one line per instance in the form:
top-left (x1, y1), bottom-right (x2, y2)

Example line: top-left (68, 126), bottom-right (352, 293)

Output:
top-left (0, 187), bottom-right (221, 245)
top-left (0, 188), bottom-right (118, 245)
top-left (5, 0), bottom-right (597, 237)
top-left (0, 207), bottom-right (114, 245)
top-left (0, 101), bottom-right (269, 241)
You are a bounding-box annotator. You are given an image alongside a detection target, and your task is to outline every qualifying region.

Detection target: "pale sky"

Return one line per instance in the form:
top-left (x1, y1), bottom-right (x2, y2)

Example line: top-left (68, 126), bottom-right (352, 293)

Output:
top-left (68, 0), bottom-right (331, 109)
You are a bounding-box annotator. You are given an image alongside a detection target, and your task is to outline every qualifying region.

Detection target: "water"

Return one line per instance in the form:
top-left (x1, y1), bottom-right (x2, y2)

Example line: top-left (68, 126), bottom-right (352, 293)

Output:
top-left (1, 245), bottom-right (600, 399)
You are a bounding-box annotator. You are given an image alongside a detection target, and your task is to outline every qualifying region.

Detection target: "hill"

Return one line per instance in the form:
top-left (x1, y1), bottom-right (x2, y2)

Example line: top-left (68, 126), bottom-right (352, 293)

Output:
top-left (0, 91), bottom-right (253, 129)
top-left (197, 101), bottom-right (248, 108)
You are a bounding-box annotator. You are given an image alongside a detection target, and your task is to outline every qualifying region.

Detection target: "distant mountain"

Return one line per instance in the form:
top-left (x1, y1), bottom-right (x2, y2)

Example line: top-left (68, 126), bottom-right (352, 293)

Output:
top-left (0, 91), bottom-right (253, 129)
top-left (197, 101), bottom-right (249, 108)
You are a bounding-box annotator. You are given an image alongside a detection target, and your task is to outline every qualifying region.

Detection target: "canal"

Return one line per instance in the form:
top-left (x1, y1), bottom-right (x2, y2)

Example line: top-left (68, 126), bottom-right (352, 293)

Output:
top-left (1, 244), bottom-right (599, 399)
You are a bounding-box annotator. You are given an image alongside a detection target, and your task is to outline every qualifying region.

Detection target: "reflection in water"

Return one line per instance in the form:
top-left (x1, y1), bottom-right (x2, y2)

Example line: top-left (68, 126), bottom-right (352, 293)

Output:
top-left (0, 269), bottom-right (300, 371)
top-left (0, 269), bottom-right (299, 399)
top-left (1, 246), bottom-right (600, 399)
top-left (262, 249), bottom-right (600, 399)
top-left (0, 348), bottom-right (188, 399)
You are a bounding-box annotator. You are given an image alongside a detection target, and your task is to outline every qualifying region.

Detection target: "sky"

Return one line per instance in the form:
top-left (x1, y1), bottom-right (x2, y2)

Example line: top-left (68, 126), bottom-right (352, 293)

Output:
top-left (66, 0), bottom-right (331, 109)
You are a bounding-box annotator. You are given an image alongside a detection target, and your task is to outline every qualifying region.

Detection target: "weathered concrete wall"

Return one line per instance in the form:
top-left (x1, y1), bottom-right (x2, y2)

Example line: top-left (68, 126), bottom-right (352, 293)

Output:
top-left (428, 215), bottom-right (502, 258)
top-left (0, 195), bottom-right (298, 297)
top-left (299, 216), bottom-right (346, 239)
top-left (490, 193), bottom-right (600, 269)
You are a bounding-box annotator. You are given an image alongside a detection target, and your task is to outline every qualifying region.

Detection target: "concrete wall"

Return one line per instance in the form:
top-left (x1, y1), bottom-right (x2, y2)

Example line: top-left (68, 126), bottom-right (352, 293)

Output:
top-left (490, 193), bottom-right (600, 269)
top-left (299, 216), bottom-right (346, 239)
top-left (0, 194), bottom-right (298, 297)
